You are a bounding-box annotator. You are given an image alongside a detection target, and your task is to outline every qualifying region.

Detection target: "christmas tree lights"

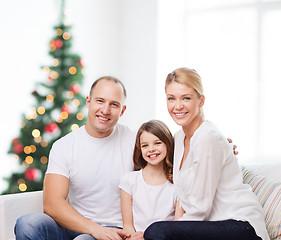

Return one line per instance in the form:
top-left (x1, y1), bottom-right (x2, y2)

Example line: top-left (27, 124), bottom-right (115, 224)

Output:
top-left (2, 3), bottom-right (86, 194)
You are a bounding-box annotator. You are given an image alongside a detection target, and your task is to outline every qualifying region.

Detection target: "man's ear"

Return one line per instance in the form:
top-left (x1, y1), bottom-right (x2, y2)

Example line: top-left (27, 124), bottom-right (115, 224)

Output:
top-left (120, 105), bottom-right (127, 117)
top-left (86, 96), bottom-right (90, 108)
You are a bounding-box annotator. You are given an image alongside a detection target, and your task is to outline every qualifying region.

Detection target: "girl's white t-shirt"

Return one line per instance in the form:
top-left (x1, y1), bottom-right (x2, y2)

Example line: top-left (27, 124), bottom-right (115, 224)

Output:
top-left (119, 169), bottom-right (177, 231)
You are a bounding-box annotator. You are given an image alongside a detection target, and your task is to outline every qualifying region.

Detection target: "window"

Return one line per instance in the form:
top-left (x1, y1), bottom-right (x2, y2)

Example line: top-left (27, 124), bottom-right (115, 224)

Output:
top-left (156, 0), bottom-right (281, 163)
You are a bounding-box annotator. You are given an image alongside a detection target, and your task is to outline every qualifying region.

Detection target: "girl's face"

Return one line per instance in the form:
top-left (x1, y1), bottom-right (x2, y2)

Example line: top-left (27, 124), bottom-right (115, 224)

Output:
top-left (166, 81), bottom-right (204, 128)
top-left (140, 131), bottom-right (167, 167)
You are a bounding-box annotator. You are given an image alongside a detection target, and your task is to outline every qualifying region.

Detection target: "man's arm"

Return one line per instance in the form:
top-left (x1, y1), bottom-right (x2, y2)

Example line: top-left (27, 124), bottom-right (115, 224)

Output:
top-left (43, 174), bottom-right (129, 240)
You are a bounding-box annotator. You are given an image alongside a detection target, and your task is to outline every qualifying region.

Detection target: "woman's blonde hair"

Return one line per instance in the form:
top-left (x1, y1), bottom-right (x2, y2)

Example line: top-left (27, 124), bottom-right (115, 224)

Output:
top-left (165, 67), bottom-right (204, 98)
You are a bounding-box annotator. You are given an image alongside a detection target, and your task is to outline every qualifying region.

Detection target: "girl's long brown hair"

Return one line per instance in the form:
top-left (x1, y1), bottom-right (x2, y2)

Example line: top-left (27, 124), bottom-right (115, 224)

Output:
top-left (133, 120), bottom-right (174, 183)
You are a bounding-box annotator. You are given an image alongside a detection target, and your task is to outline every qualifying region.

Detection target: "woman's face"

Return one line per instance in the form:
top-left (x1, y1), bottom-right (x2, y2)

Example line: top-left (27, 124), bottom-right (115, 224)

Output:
top-left (166, 81), bottom-right (204, 128)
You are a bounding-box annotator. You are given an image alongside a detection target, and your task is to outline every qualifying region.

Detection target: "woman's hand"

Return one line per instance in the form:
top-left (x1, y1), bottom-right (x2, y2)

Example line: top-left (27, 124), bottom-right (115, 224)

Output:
top-left (175, 200), bottom-right (185, 220)
top-left (227, 138), bottom-right (238, 155)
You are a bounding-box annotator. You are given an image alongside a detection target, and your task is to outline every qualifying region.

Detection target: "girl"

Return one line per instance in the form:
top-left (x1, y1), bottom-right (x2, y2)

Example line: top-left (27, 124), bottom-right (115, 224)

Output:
top-left (144, 68), bottom-right (269, 240)
top-left (119, 120), bottom-right (179, 240)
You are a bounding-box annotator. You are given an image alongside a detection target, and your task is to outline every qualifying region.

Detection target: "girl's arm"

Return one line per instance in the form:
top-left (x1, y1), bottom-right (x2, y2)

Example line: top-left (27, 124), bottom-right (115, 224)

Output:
top-left (174, 200), bottom-right (185, 220)
top-left (120, 189), bottom-right (136, 235)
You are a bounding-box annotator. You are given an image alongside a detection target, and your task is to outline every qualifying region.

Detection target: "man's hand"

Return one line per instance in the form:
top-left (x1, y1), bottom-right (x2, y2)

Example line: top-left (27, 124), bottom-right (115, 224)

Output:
top-left (91, 226), bottom-right (131, 240)
top-left (227, 138), bottom-right (238, 155)
top-left (126, 231), bottom-right (144, 240)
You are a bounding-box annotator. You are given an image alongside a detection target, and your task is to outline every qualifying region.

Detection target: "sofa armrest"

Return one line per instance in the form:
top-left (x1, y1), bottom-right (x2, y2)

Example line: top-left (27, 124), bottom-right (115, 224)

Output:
top-left (0, 190), bottom-right (43, 240)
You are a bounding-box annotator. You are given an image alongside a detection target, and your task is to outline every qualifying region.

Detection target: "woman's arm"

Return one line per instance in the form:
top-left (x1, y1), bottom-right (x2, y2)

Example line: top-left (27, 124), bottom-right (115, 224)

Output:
top-left (175, 200), bottom-right (185, 220)
top-left (179, 131), bottom-right (227, 221)
top-left (120, 189), bottom-right (135, 235)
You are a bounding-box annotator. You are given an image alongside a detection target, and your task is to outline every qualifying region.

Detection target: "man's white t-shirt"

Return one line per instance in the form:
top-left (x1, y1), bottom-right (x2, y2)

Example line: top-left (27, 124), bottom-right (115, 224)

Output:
top-left (119, 170), bottom-right (177, 231)
top-left (46, 124), bottom-right (136, 227)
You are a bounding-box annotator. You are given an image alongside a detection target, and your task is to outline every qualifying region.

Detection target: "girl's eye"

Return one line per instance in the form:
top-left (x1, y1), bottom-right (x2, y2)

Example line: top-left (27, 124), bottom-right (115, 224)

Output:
top-left (155, 141), bottom-right (162, 145)
top-left (141, 144), bottom-right (148, 148)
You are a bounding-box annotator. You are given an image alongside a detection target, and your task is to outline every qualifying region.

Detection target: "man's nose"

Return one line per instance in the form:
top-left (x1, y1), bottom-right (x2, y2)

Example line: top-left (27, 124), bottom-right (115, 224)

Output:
top-left (101, 103), bottom-right (110, 114)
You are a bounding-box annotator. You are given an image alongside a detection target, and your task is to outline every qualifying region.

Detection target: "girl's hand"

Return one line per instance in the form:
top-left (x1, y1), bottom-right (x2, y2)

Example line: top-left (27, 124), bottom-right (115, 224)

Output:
top-left (126, 231), bottom-right (144, 240)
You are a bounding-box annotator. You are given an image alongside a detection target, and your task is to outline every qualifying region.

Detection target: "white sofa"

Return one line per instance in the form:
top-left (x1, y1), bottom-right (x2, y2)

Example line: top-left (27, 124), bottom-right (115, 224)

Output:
top-left (1, 162), bottom-right (281, 240)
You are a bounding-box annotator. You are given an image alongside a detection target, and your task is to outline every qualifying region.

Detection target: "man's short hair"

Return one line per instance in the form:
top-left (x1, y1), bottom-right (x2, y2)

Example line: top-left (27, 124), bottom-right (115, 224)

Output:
top-left (89, 76), bottom-right (127, 99)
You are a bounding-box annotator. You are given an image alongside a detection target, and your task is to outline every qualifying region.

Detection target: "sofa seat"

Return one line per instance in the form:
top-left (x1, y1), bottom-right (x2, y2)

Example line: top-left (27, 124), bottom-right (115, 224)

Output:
top-left (0, 162), bottom-right (280, 240)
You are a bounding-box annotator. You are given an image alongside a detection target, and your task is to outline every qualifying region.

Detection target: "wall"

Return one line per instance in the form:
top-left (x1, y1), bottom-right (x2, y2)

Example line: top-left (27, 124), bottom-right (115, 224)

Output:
top-left (0, 0), bottom-right (158, 192)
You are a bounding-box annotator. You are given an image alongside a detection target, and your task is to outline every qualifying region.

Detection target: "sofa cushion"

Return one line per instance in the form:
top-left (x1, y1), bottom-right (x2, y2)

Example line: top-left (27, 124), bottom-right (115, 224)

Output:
top-left (242, 167), bottom-right (281, 240)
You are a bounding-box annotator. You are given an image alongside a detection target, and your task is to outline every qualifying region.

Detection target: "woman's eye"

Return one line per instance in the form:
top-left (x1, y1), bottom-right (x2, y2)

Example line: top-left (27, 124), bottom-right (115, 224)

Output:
top-left (184, 97), bottom-right (191, 101)
top-left (167, 97), bottom-right (175, 101)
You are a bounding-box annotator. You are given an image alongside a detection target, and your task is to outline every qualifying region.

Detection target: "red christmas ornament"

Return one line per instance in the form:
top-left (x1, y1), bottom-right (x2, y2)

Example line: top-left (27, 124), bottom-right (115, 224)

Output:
top-left (54, 39), bottom-right (63, 49)
top-left (61, 106), bottom-right (70, 114)
top-left (69, 84), bottom-right (80, 94)
top-left (44, 122), bottom-right (59, 133)
top-left (13, 143), bottom-right (24, 154)
top-left (12, 138), bottom-right (19, 144)
top-left (25, 168), bottom-right (41, 181)
top-left (78, 59), bottom-right (83, 67)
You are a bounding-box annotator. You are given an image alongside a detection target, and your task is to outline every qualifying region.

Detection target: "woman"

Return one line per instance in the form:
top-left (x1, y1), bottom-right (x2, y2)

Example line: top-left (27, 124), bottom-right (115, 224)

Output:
top-left (144, 68), bottom-right (269, 240)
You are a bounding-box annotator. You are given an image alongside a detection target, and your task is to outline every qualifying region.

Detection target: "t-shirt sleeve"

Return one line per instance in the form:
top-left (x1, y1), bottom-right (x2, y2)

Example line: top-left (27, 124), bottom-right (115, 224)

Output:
top-left (119, 172), bottom-right (134, 196)
top-left (45, 139), bottom-right (70, 178)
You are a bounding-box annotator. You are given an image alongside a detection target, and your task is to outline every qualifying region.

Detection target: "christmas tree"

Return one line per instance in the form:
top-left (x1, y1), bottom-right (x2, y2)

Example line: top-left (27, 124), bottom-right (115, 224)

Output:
top-left (2, 4), bottom-right (86, 194)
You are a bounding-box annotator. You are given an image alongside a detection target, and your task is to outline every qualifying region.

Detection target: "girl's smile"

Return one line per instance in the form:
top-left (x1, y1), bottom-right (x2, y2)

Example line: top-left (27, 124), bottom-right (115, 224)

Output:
top-left (140, 131), bottom-right (167, 166)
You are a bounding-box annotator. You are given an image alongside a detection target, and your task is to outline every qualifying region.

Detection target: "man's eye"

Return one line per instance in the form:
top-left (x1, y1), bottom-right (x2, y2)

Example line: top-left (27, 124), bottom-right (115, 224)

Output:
top-left (111, 103), bottom-right (119, 107)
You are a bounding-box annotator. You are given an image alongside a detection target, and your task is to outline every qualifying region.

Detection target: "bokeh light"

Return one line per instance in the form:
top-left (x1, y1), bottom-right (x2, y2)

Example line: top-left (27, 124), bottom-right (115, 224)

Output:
top-left (66, 91), bottom-right (74, 99)
top-left (25, 156), bottom-right (33, 164)
top-left (71, 124), bottom-right (79, 131)
top-left (32, 129), bottom-right (40, 138)
top-left (46, 95), bottom-right (54, 102)
top-left (56, 28), bottom-right (63, 36)
top-left (61, 111), bottom-right (68, 119)
top-left (19, 183), bottom-right (27, 192)
top-left (63, 32), bottom-right (70, 40)
top-left (72, 99), bottom-right (80, 107)
top-left (41, 140), bottom-right (48, 147)
top-left (37, 106), bottom-right (45, 115)
top-left (76, 112), bottom-right (84, 120)
top-left (69, 66), bottom-right (77, 75)
top-left (40, 156), bottom-right (48, 164)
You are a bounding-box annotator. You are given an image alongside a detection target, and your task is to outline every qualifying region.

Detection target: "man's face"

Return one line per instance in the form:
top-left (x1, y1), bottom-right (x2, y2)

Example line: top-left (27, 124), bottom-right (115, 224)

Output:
top-left (85, 79), bottom-right (126, 138)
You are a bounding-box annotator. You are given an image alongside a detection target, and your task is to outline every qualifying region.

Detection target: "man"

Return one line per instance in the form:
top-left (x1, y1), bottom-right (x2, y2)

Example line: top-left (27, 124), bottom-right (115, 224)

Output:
top-left (15, 76), bottom-right (136, 240)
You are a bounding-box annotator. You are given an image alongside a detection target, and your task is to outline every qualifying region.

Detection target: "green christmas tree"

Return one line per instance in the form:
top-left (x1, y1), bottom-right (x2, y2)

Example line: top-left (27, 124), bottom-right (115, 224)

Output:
top-left (2, 7), bottom-right (86, 194)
